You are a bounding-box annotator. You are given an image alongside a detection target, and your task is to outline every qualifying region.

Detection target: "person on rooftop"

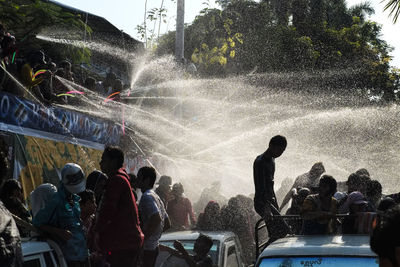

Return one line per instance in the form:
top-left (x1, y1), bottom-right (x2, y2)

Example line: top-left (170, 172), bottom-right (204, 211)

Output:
top-left (253, 135), bottom-right (290, 243)
top-left (20, 50), bottom-right (51, 101)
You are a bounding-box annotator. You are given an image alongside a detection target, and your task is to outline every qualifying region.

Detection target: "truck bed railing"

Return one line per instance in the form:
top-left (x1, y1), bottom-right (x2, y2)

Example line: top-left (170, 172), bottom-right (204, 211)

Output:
top-left (255, 214), bottom-right (378, 260)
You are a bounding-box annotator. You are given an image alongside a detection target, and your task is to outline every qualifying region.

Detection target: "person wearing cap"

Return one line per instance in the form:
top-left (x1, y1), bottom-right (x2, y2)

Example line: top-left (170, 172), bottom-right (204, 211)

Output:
top-left (33, 163), bottom-right (89, 266)
top-left (155, 175), bottom-right (172, 207)
top-left (94, 146), bottom-right (144, 267)
top-left (338, 172), bottom-right (371, 214)
top-left (342, 191), bottom-right (376, 234)
top-left (30, 183), bottom-right (57, 218)
top-left (167, 183), bottom-right (196, 230)
top-left (280, 162), bottom-right (325, 211)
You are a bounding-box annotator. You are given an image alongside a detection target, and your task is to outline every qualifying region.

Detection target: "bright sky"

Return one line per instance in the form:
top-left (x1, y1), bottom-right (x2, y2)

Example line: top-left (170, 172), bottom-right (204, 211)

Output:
top-left (56, 0), bottom-right (399, 67)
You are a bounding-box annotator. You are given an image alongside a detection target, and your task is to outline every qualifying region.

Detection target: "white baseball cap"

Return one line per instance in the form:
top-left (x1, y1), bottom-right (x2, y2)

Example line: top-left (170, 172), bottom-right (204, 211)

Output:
top-left (61, 163), bottom-right (86, 194)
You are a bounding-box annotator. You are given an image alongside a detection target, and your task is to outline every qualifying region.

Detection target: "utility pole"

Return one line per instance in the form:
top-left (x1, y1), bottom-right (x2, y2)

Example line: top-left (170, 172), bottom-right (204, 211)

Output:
top-left (175, 0), bottom-right (185, 61)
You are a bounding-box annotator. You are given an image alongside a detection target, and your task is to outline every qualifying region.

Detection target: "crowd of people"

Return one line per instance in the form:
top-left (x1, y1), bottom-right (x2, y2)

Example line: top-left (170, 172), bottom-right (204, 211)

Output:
top-left (2, 132), bottom-right (400, 267)
top-left (0, 22), bottom-right (127, 105)
top-left (0, 144), bottom-right (219, 267)
top-left (254, 135), bottom-right (400, 267)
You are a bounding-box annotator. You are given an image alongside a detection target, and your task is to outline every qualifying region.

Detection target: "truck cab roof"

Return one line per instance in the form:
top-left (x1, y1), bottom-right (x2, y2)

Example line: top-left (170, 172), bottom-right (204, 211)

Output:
top-left (259, 235), bottom-right (375, 258)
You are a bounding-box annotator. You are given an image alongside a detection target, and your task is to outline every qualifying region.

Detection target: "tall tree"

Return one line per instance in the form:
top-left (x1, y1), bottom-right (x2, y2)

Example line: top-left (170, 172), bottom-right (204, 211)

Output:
top-left (0, 0), bottom-right (88, 40)
top-left (309, 0), bottom-right (326, 30)
top-left (0, 0), bottom-right (90, 62)
top-left (383, 0), bottom-right (400, 23)
top-left (292, 0), bottom-right (309, 34)
top-left (325, 0), bottom-right (351, 29)
top-left (273, 0), bottom-right (291, 26)
top-left (350, 2), bottom-right (374, 24)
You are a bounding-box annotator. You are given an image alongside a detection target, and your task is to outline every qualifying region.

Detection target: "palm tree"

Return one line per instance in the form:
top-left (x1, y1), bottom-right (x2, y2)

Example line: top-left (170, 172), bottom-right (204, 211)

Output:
top-left (383, 0), bottom-right (400, 23)
top-left (350, 1), bottom-right (375, 23)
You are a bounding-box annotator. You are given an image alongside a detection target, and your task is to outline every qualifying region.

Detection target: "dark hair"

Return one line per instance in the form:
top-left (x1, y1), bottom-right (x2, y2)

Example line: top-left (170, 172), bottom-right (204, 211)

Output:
top-left (138, 166), bottom-right (157, 187)
top-left (355, 168), bottom-right (370, 177)
top-left (172, 182), bottom-right (184, 194)
top-left (103, 146), bottom-right (124, 169)
top-left (197, 234), bottom-right (213, 251)
top-left (0, 149), bottom-right (9, 184)
top-left (54, 68), bottom-right (65, 77)
top-left (114, 79), bottom-right (123, 91)
top-left (128, 173), bottom-right (138, 189)
top-left (78, 189), bottom-right (95, 205)
top-left (28, 50), bottom-right (45, 65)
top-left (84, 77), bottom-right (96, 89)
top-left (319, 175), bottom-right (337, 195)
top-left (269, 135), bottom-right (287, 148)
top-left (378, 197), bottom-right (396, 212)
top-left (86, 170), bottom-right (108, 191)
top-left (1, 35), bottom-right (15, 50)
top-left (346, 173), bottom-right (362, 187)
top-left (366, 180), bottom-right (382, 198)
top-left (59, 60), bottom-right (72, 69)
top-left (371, 205), bottom-right (400, 266)
top-left (0, 179), bottom-right (22, 201)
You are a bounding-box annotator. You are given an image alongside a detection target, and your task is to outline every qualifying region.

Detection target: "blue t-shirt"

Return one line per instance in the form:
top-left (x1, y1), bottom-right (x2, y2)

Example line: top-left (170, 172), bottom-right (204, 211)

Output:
top-left (139, 189), bottom-right (168, 250)
top-left (33, 184), bottom-right (88, 262)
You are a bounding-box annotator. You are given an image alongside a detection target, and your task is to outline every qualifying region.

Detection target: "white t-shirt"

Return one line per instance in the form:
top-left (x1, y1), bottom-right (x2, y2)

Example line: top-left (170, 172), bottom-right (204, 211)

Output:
top-left (139, 189), bottom-right (168, 250)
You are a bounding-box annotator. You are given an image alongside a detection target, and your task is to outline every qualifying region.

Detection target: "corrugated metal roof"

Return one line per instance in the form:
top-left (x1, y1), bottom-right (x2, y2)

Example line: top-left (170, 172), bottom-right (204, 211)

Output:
top-left (47, 0), bottom-right (142, 48)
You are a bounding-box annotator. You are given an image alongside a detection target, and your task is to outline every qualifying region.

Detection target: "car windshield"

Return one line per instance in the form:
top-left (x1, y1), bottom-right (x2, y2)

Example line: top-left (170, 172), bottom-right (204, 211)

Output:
top-left (160, 240), bottom-right (220, 264)
top-left (259, 257), bottom-right (378, 267)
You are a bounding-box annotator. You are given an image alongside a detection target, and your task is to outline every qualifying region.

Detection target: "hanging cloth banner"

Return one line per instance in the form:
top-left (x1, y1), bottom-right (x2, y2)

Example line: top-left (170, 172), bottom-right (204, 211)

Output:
top-left (0, 92), bottom-right (122, 145)
top-left (12, 133), bottom-right (102, 200)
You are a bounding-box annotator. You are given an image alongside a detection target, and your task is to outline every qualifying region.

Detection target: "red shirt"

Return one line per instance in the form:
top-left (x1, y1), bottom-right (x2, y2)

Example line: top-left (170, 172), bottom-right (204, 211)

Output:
top-left (167, 197), bottom-right (196, 229)
top-left (95, 168), bottom-right (144, 251)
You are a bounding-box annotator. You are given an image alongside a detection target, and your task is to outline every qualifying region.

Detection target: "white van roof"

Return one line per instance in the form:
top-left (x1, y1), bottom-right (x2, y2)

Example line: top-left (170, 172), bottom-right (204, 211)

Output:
top-left (259, 235), bottom-right (376, 258)
top-left (160, 230), bottom-right (236, 243)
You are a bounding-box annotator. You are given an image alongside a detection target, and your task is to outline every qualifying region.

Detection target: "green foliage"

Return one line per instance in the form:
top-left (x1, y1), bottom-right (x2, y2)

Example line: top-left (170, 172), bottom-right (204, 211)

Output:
top-left (136, 1), bottom-right (168, 48)
top-left (383, 0), bottom-right (400, 23)
top-left (0, 0), bottom-right (91, 63)
top-left (156, 0), bottom-right (399, 98)
top-left (0, 0), bottom-right (89, 38)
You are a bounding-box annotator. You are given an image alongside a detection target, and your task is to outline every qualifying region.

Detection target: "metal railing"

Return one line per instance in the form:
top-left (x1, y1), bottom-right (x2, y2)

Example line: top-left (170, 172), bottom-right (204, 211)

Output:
top-left (254, 213), bottom-right (378, 260)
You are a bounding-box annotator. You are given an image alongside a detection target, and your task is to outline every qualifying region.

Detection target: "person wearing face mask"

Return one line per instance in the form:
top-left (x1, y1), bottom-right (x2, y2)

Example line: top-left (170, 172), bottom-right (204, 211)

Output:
top-left (33, 163), bottom-right (89, 267)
